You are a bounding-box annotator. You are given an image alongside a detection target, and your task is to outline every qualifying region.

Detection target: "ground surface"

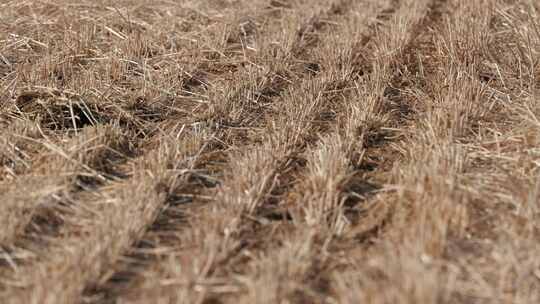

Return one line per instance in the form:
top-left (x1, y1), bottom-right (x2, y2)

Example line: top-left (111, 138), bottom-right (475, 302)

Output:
top-left (1, 0), bottom-right (540, 303)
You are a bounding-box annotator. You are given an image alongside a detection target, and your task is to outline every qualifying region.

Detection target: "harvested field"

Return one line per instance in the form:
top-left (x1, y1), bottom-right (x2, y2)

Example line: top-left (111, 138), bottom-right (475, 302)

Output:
top-left (1, 0), bottom-right (540, 303)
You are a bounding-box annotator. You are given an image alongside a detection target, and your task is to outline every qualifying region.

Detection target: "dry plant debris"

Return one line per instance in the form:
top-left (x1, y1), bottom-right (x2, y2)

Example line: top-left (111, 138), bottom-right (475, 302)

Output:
top-left (1, 0), bottom-right (540, 303)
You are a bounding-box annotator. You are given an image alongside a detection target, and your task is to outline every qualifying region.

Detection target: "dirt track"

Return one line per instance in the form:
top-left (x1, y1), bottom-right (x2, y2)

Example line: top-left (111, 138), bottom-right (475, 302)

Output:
top-left (1, 0), bottom-right (540, 303)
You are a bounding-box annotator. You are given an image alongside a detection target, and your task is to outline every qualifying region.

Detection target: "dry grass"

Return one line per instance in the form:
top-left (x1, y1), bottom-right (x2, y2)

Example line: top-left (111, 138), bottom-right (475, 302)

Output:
top-left (1, 0), bottom-right (540, 303)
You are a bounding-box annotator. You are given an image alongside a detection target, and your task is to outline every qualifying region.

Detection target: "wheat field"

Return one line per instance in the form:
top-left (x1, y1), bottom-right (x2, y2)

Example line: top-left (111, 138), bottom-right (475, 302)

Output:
top-left (1, 0), bottom-right (540, 303)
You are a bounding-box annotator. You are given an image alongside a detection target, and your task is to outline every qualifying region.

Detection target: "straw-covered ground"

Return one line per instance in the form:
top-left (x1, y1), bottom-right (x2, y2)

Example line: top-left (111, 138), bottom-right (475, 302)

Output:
top-left (1, 0), bottom-right (540, 303)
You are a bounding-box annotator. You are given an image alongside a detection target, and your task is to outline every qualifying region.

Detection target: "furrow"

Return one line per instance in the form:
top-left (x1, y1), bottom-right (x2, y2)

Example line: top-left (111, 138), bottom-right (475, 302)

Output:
top-left (0, 0), bottom-right (262, 270)
top-left (0, 118), bottom-right (50, 182)
top-left (101, 1), bottom-right (396, 303)
top-left (338, 0), bottom-right (452, 239)
top-left (0, 125), bottom-right (132, 251)
top-left (0, 54), bottom-right (212, 276)
top-left (1, 0), bottom-right (538, 303)
top-left (0, 0), bottom-right (273, 302)
top-left (0, 0), bottom-right (337, 302)
top-left (108, 7), bottom-right (364, 304)
top-left (78, 0), bottom-right (354, 300)
top-left (331, 0), bottom-right (540, 302)
top-left (0, 0), bottom-right (265, 179)
top-left (227, 0), bottom-right (454, 302)
top-left (0, 126), bottom-right (209, 304)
